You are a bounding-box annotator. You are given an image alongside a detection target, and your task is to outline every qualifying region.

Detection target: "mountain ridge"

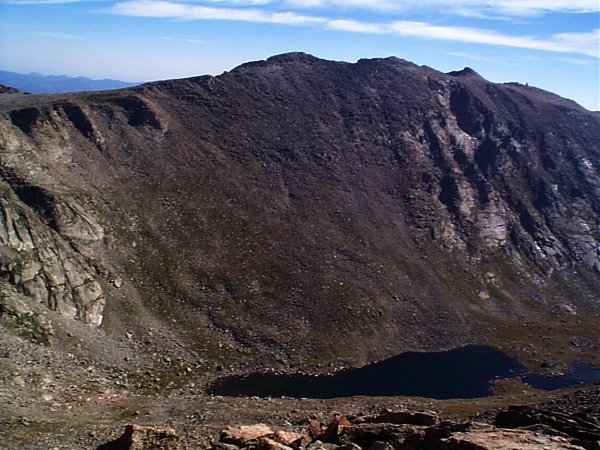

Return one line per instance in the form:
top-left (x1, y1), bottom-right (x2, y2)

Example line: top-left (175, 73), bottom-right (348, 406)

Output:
top-left (0, 53), bottom-right (599, 372)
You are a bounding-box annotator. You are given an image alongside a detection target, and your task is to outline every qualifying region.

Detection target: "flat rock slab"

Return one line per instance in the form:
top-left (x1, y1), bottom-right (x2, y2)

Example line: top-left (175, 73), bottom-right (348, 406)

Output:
top-left (221, 424), bottom-right (275, 446)
top-left (447, 426), bottom-right (586, 450)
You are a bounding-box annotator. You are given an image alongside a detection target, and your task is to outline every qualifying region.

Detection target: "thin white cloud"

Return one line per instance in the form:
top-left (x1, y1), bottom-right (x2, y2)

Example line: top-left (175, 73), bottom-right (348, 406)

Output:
top-left (445, 51), bottom-right (488, 61)
top-left (286, 0), bottom-right (397, 11)
top-left (553, 29), bottom-right (600, 57)
top-left (0, 23), bottom-right (81, 39)
top-left (173, 0), bottom-right (271, 4)
top-left (0, 0), bottom-right (94, 4)
top-left (109, 1), bottom-right (600, 58)
top-left (110, 0), bottom-right (325, 24)
top-left (203, 0), bottom-right (272, 4)
top-left (556, 57), bottom-right (598, 66)
top-left (283, 0), bottom-right (599, 15)
top-left (30, 30), bottom-right (81, 39)
top-left (388, 22), bottom-right (599, 58)
top-left (159, 34), bottom-right (210, 44)
top-left (485, 0), bottom-right (598, 15)
top-left (3, 0), bottom-right (598, 15)
top-left (325, 18), bottom-right (383, 33)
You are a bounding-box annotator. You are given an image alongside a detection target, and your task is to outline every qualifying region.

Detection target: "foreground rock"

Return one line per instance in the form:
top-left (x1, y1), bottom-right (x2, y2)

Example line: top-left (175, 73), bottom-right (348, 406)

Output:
top-left (97, 424), bottom-right (179, 450)
top-left (206, 406), bottom-right (597, 450)
top-left (220, 425), bottom-right (276, 447)
top-left (495, 405), bottom-right (600, 449)
top-left (447, 425), bottom-right (586, 450)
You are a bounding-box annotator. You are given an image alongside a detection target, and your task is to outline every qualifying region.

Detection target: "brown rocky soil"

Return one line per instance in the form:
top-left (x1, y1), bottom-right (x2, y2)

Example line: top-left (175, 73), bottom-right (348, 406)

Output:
top-left (2, 316), bottom-right (599, 449)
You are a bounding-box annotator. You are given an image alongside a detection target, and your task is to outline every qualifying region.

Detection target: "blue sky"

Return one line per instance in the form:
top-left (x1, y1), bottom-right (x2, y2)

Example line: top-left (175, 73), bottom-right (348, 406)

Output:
top-left (0, 0), bottom-right (598, 110)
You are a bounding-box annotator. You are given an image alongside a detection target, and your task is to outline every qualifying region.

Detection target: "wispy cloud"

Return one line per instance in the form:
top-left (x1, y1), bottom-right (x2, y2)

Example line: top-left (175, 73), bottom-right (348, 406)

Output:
top-left (284, 0), bottom-right (599, 16)
top-left (468, 0), bottom-right (598, 15)
top-left (445, 51), bottom-right (488, 61)
top-left (556, 56), bottom-right (598, 66)
top-left (159, 34), bottom-right (210, 44)
top-left (325, 18), bottom-right (383, 33)
top-left (30, 30), bottom-right (81, 39)
top-left (0, 22), bottom-right (81, 39)
top-left (5, 0), bottom-right (598, 15)
top-left (110, 0), bottom-right (325, 24)
top-left (285, 0), bottom-right (398, 11)
top-left (109, 1), bottom-right (600, 58)
top-left (387, 22), bottom-right (599, 58)
top-left (0, 0), bottom-right (94, 4)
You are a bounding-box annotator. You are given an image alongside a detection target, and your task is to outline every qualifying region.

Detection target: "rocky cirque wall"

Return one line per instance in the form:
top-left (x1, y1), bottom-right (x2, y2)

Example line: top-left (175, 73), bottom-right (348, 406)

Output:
top-left (0, 106), bottom-right (105, 328)
top-left (0, 53), bottom-right (599, 368)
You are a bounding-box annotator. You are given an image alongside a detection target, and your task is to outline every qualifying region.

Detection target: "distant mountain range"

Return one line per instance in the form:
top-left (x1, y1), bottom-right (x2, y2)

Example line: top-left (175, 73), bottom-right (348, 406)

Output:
top-left (0, 70), bottom-right (139, 94)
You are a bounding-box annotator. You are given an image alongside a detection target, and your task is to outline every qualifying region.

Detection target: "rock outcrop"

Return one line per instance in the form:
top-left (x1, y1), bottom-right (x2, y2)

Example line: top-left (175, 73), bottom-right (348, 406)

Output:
top-left (0, 84), bottom-right (21, 95)
top-left (208, 407), bottom-right (597, 450)
top-left (0, 180), bottom-right (104, 326)
top-left (495, 405), bottom-right (600, 448)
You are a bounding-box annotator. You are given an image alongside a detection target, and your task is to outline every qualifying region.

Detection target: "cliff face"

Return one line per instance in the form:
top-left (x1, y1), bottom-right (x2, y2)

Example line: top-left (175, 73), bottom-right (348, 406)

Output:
top-left (1, 53), bottom-right (599, 368)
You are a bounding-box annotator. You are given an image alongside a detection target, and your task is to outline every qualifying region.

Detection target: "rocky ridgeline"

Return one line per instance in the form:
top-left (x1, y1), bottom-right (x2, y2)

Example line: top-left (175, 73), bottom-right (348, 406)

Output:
top-left (97, 404), bottom-right (600, 450)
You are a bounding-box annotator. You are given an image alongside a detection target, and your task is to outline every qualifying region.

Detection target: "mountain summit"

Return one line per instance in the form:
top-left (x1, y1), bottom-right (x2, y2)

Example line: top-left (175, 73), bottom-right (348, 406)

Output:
top-left (0, 53), bottom-right (599, 370)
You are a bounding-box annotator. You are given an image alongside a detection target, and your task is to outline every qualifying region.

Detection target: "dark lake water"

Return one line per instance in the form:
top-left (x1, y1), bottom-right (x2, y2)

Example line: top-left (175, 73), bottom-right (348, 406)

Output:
top-left (208, 345), bottom-right (600, 400)
top-left (524, 361), bottom-right (600, 391)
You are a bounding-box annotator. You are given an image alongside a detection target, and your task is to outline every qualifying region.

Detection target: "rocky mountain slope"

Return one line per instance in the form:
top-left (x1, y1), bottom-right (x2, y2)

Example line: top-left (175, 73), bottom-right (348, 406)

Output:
top-left (1, 52), bottom-right (599, 373)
